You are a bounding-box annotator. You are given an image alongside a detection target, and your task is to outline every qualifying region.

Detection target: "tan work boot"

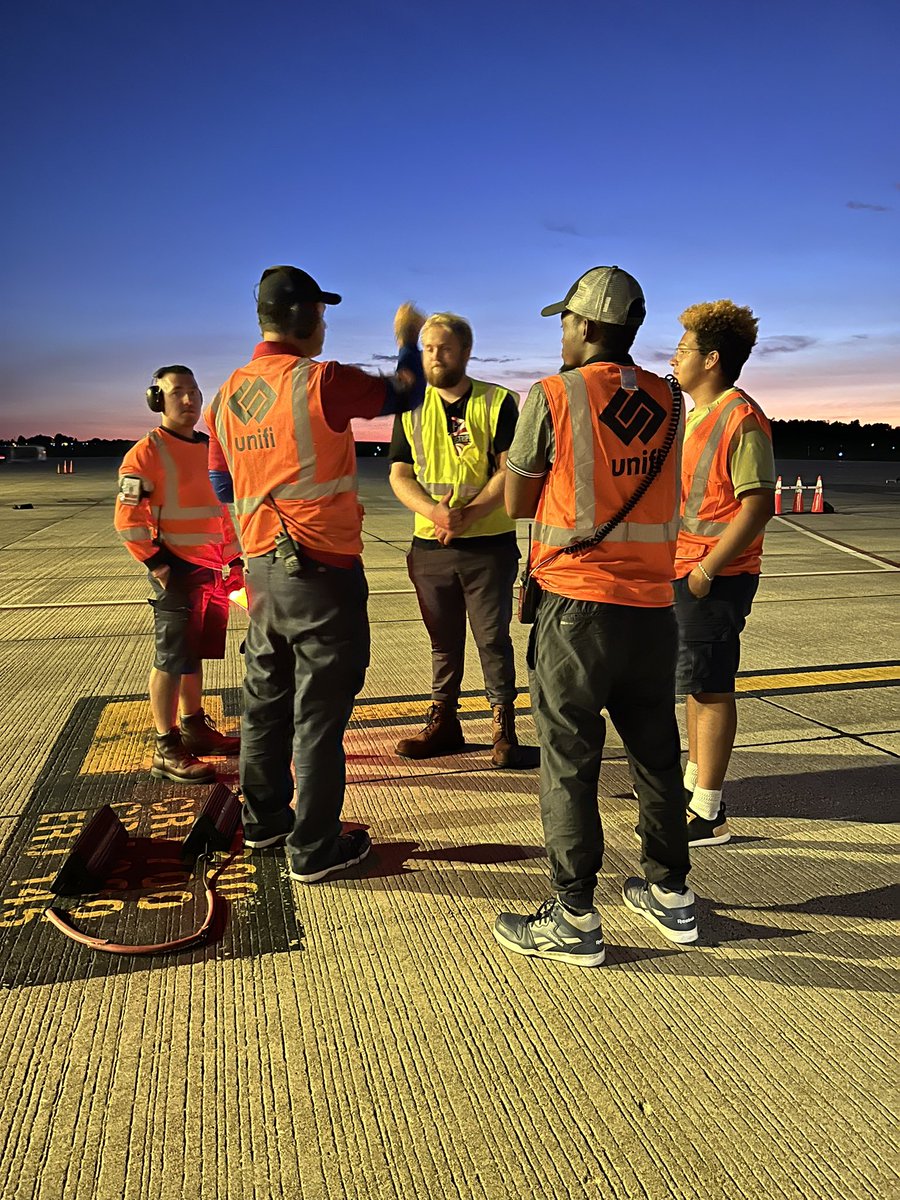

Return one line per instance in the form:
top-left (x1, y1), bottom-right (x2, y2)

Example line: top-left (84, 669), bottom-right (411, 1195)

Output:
top-left (151, 729), bottom-right (217, 783)
top-left (395, 702), bottom-right (465, 759)
top-left (490, 703), bottom-right (520, 768)
top-left (180, 708), bottom-right (240, 756)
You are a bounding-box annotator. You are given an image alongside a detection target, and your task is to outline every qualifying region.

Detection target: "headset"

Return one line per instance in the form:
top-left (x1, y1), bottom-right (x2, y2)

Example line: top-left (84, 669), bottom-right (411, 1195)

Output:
top-left (146, 365), bottom-right (194, 413)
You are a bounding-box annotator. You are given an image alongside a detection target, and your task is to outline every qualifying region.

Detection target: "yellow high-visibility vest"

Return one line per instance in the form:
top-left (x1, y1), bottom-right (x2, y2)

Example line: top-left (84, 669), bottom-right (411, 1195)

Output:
top-left (402, 381), bottom-right (516, 540)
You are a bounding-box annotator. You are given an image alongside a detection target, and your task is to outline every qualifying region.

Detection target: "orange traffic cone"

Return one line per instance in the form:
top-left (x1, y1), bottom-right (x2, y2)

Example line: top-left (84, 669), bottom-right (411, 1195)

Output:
top-left (774, 475), bottom-right (782, 514)
top-left (811, 475), bottom-right (824, 514)
top-left (70, 460), bottom-right (75, 473)
top-left (792, 475), bottom-right (804, 513)
top-left (56, 462), bottom-right (61, 474)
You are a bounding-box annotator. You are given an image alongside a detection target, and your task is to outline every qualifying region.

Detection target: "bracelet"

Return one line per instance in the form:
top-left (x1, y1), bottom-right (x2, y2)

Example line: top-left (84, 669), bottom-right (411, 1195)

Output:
top-left (698, 562), bottom-right (714, 584)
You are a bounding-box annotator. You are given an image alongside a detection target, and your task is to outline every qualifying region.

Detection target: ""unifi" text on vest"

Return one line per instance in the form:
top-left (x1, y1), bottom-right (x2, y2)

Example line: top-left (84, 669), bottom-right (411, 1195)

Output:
top-left (234, 427), bottom-right (276, 452)
top-left (611, 447), bottom-right (664, 477)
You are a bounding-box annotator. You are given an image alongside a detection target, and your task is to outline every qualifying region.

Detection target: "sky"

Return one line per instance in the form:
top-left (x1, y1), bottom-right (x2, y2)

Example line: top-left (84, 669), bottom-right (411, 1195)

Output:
top-left (0, 0), bottom-right (897, 443)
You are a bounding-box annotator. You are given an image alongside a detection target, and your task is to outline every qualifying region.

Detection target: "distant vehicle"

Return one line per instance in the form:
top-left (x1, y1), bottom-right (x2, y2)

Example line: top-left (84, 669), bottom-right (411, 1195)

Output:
top-left (7, 445), bottom-right (47, 462)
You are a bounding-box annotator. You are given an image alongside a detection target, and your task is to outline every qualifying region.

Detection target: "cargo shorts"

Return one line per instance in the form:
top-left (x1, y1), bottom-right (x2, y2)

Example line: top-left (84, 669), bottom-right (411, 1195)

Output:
top-left (674, 572), bottom-right (759, 695)
top-left (148, 563), bottom-right (228, 676)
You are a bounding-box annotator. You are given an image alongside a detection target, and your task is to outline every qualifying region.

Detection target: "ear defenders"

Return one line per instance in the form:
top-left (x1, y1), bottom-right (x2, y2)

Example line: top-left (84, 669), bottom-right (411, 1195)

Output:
top-left (146, 381), bottom-right (165, 413)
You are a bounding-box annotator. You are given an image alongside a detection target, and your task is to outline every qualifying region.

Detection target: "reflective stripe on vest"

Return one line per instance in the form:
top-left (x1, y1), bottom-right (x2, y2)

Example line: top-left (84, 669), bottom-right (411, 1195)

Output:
top-left (208, 363), bottom-right (357, 517)
top-left (150, 431), bottom-right (226, 543)
top-left (680, 393), bottom-right (748, 537)
top-left (532, 369), bottom-right (681, 547)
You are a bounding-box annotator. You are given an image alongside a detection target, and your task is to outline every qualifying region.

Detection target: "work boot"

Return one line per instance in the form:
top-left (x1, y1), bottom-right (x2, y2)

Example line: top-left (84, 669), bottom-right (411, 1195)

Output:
top-left (490, 703), bottom-right (520, 768)
top-left (395, 702), bottom-right (465, 759)
top-left (151, 729), bottom-right (217, 783)
top-left (180, 709), bottom-right (241, 756)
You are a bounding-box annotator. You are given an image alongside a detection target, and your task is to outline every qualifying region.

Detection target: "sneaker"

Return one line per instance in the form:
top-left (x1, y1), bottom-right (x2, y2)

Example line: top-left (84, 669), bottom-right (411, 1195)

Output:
top-left (180, 709), bottom-right (241, 757)
top-left (687, 802), bottom-right (731, 847)
top-left (289, 829), bottom-right (372, 883)
top-left (493, 898), bottom-right (606, 967)
top-left (622, 878), bottom-right (698, 944)
top-left (244, 831), bottom-right (289, 851)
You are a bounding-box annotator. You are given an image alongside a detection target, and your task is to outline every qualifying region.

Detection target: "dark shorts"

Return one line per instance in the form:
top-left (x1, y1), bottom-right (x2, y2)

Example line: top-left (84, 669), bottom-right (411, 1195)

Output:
top-left (148, 564), bottom-right (228, 676)
top-left (674, 572), bottom-right (759, 696)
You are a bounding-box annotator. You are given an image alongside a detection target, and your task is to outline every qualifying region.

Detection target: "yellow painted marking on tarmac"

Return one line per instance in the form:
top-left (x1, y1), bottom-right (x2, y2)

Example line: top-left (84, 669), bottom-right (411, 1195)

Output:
top-left (78, 695), bottom-right (229, 776)
top-left (353, 664), bottom-right (900, 722)
top-left (735, 664), bottom-right (900, 693)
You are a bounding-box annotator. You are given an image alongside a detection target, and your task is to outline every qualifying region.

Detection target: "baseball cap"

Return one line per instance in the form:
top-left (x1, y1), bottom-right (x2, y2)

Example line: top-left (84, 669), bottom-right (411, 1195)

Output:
top-left (256, 265), bottom-right (342, 309)
top-left (541, 266), bottom-right (645, 326)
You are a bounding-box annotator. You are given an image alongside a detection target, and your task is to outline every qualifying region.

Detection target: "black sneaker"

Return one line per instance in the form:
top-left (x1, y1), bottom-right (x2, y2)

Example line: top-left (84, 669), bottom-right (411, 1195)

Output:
top-left (289, 829), bottom-right (372, 883)
top-left (244, 831), bottom-right (289, 851)
top-left (622, 878), bottom-right (698, 944)
top-left (687, 802), bottom-right (731, 847)
top-left (493, 898), bottom-right (606, 967)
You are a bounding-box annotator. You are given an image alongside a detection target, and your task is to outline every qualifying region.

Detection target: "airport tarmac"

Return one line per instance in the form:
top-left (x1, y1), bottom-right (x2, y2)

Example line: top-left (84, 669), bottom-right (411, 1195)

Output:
top-left (0, 456), bottom-right (897, 1200)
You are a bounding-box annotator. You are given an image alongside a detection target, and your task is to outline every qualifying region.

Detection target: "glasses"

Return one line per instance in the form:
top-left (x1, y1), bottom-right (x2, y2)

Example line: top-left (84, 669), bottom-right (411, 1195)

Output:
top-left (672, 345), bottom-right (705, 359)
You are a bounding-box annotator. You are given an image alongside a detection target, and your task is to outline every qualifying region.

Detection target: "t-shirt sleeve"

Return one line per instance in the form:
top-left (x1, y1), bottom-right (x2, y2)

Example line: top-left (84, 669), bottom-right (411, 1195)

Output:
top-left (388, 413), bottom-right (414, 465)
top-left (492, 392), bottom-right (520, 456)
top-left (506, 383), bottom-right (554, 477)
top-left (729, 414), bottom-right (776, 496)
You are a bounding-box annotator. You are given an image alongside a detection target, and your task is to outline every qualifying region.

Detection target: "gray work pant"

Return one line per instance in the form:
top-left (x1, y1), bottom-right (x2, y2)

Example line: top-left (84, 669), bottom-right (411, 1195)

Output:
top-left (240, 552), bottom-right (370, 871)
top-left (406, 539), bottom-right (519, 705)
top-left (529, 591), bottom-right (690, 910)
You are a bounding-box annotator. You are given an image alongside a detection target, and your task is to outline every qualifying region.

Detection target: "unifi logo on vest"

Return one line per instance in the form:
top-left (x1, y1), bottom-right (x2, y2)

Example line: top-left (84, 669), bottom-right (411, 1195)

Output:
top-left (234, 427), bottom-right (276, 452)
top-left (599, 388), bottom-right (666, 446)
top-left (611, 447), bottom-right (664, 477)
top-left (227, 378), bottom-right (277, 426)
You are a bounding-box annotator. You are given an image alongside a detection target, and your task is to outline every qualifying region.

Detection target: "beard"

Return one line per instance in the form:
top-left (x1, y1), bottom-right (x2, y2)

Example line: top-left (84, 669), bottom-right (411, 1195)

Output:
top-left (426, 364), bottom-right (466, 389)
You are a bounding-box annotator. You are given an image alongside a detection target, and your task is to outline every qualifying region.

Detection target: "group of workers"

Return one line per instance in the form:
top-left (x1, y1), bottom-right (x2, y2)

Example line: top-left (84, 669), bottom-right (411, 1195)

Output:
top-left (114, 262), bottom-right (775, 967)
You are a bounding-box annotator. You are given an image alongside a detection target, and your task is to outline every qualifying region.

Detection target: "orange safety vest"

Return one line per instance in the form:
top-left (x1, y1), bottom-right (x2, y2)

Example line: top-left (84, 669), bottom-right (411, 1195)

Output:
top-left (675, 388), bottom-right (772, 578)
top-left (531, 363), bottom-right (682, 607)
top-left (206, 354), bottom-right (362, 558)
top-left (114, 429), bottom-right (239, 569)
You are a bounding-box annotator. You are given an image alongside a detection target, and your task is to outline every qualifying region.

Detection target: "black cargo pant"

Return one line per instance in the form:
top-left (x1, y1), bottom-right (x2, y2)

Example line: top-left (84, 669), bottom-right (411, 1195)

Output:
top-left (406, 539), bottom-right (519, 705)
top-left (240, 552), bottom-right (370, 871)
top-left (528, 591), bottom-right (690, 910)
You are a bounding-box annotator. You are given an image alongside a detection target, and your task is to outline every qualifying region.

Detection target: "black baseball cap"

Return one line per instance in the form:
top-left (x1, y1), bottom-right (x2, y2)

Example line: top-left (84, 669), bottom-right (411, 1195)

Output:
top-left (256, 265), bottom-right (342, 309)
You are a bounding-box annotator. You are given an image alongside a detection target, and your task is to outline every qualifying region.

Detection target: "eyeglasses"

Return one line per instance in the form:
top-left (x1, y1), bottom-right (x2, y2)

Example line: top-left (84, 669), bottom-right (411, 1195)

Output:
top-left (672, 345), bottom-right (706, 359)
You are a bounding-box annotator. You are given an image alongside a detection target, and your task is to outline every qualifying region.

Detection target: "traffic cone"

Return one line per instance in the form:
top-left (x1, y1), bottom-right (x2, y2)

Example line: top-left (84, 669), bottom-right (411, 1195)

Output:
top-left (70, 460), bottom-right (75, 473)
top-left (774, 475), bottom-right (782, 514)
top-left (811, 475), bottom-right (824, 514)
top-left (56, 462), bottom-right (61, 474)
top-left (792, 476), bottom-right (804, 513)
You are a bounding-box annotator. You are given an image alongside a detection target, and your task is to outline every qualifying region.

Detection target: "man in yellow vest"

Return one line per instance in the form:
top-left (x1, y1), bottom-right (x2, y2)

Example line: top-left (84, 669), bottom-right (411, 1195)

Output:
top-left (388, 312), bottom-right (522, 767)
top-left (114, 365), bottom-right (243, 783)
top-left (206, 266), bottom-right (426, 883)
top-left (670, 301), bottom-right (776, 846)
top-left (493, 266), bottom-right (695, 967)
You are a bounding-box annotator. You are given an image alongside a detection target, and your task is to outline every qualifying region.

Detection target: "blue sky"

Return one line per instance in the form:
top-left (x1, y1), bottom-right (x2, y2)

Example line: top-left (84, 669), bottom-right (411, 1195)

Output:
top-left (1, 0), bottom-right (897, 441)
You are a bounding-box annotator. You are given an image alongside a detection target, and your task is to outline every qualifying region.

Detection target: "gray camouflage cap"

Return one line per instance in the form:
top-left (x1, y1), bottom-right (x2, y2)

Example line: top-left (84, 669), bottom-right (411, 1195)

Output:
top-left (541, 266), bottom-right (646, 326)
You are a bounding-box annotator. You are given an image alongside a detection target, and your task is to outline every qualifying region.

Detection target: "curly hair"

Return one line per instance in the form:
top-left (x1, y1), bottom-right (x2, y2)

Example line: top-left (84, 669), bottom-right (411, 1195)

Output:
top-left (421, 312), bottom-right (473, 357)
top-left (679, 300), bottom-right (759, 384)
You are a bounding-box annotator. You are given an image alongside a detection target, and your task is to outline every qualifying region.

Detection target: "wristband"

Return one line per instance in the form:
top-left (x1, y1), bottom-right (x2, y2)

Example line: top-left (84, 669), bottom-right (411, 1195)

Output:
top-left (698, 562), bottom-right (714, 584)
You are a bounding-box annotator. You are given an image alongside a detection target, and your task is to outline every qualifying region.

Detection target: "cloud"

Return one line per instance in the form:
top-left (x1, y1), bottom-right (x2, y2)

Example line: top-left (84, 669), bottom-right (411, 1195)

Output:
top-left (846, 200), bottom-right (890, 212)
top-left (470, 355), bottom-right (518, 363)
top-left (370, 353), bottom-right (396, 361)
top-left (852, 334), bottom-right (869, 340)
top-left (755, 335), bottom-right (818, 357)
top-left (542, 219), bottom-right (588, 237)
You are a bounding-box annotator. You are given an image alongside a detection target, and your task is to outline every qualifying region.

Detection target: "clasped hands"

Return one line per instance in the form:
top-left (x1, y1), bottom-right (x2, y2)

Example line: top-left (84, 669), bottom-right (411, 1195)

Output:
top-left (431, 494), bottom-right (477, 545)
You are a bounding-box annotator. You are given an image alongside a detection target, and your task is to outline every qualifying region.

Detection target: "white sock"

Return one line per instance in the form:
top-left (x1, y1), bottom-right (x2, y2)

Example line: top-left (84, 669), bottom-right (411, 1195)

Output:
top-left (683, 761), bottom-right (698, 793)
top-left (689, 787), bottom-right (722, 821)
